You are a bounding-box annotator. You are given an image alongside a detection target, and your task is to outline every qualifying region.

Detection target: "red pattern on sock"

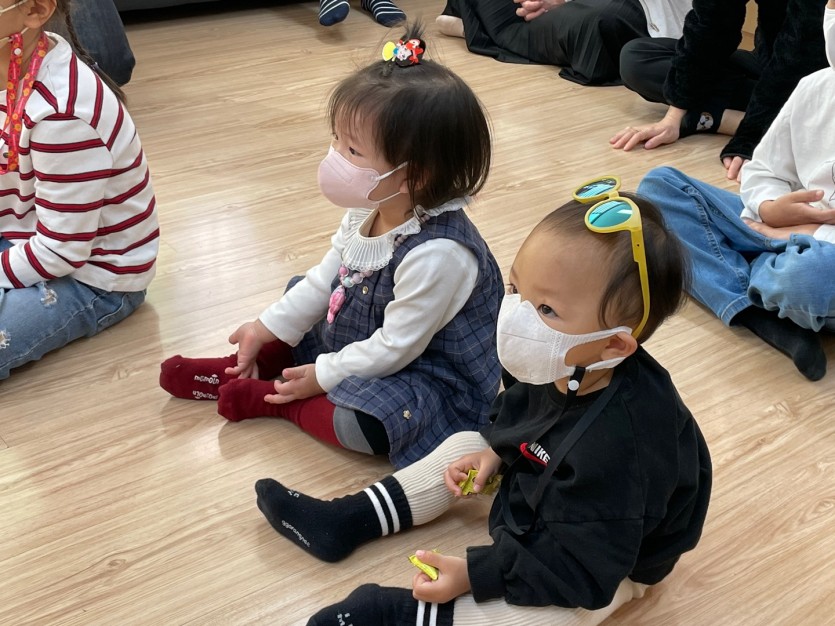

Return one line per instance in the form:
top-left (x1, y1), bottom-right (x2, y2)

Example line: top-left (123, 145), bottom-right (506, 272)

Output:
top-left (159, 340), bottom-right (295, 401)
top-left (217, 379), bottom-right (341, 448)
top-left (159, 354), bottom-right (237, 400)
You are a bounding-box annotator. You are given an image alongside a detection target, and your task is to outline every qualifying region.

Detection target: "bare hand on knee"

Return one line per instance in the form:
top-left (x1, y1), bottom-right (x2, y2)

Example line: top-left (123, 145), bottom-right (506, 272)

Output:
top-left (513, 0), bottom-right (565, 21)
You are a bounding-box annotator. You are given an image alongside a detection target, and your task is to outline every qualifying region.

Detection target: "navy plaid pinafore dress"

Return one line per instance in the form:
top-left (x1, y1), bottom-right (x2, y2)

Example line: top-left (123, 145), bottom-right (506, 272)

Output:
top-left (289, 207), bottom-right (502, 468)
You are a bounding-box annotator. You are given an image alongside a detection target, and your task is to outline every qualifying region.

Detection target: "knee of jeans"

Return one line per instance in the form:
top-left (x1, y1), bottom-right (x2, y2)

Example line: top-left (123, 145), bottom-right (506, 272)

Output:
top-left (750, 249), bottom-right (826, 306)
top-left (94, 290), bottom-right (145, 335)
top-left (638, 166), bottom-right (685, 196)
top-left (37, 282), bottom-right (58, 307)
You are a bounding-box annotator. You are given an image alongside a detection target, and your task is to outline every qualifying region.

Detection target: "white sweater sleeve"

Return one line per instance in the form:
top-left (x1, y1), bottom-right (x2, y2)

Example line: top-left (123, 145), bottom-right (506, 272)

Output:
top-left (314, 238), bottom-right (480, 392)
top-left (258, 212), bottom-right (351, 345)
top-left (739, 93), bottom-right (799, 222)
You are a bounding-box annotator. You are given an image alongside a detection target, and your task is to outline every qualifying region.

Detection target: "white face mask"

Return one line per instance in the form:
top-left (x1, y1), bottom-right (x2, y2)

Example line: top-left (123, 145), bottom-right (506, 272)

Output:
top-left (317, 146), bottom-right (407, 210)
top-left (0, 0), bottom-right (26, 46)
top-left (0, 0), bottom-right (27, 51)
top-left (0, 0), bottom-right (24, 16)
top-left (825, 7), bottom-right (835, 70)
top-left (497, 294), bottom-right (631, 385)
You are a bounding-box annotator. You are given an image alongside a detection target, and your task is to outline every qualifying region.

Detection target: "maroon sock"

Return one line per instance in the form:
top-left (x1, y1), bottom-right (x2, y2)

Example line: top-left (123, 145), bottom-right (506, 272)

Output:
top-left (217, 380), bottom-right (341, 447)
top-left (159, 340), bottom-right (295, 401)
top-left (159, 354), bottom-right (237, 400)
top-left (255, 340), bottom-right (296, 380)
top-left (282, 394), bottom-right (342, 448)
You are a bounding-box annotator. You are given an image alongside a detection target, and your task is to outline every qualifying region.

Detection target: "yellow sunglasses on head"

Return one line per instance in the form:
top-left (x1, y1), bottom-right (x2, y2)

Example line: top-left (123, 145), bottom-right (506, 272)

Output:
top-left (573, 175), bottom-right (650, 339)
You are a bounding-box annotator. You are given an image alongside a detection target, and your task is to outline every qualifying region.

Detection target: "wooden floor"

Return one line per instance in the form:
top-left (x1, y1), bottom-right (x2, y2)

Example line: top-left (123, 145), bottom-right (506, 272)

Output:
top-left (2, 1), bottom-right (834, 624)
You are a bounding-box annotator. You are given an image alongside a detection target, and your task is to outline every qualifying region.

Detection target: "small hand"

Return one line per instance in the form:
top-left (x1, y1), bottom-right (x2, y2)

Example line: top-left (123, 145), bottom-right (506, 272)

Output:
top-left (512, 0), bottom-right (565, 21)
top-left (743, 218), bottom-right (819, 239)
top-left (265, 363), bottom-right (325, 404)
top-left (722, 156), bottom-right (749, 183)
top-left (758, 189), bottom-right (835, 228)
top-left (412, 551), bottom-right (471, 604)
top-left (444, 448), bottom-right (502, 496)
top-left (225, 320), bottom-right (275, 379)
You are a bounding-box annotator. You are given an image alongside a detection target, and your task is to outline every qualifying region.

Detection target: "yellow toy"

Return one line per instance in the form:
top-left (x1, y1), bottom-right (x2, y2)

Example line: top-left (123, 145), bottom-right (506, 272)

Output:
top-left (409, 550), bottom-right (440, 580)
top-left (458, 469), bottom-right (502, 496)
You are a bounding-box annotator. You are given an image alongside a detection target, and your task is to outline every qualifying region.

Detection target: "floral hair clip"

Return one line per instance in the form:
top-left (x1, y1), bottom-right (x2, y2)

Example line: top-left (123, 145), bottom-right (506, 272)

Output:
top-left (382, 38), bottom-right (426, 67)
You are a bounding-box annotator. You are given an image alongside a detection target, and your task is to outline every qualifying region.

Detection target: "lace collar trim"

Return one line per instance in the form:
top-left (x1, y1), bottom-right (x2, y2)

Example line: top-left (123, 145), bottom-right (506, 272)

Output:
top-left (340, 198), bottom-right (467, 271)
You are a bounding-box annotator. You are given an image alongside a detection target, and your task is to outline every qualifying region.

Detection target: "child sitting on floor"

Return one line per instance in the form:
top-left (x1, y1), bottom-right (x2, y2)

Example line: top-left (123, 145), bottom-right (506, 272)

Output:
top-left (255, 178), bottom-right (712, 625)
top-left (0, 0), bottom-right (158, 380)
top-left (637, 1), bottom-right (835, 382)
top-left (159, 24), bottom-right (503, 469)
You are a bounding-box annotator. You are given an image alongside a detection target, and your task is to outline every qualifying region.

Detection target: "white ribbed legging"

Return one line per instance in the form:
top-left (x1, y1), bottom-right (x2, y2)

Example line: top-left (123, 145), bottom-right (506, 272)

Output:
top-left (394, 431), bottom-right (648, 626)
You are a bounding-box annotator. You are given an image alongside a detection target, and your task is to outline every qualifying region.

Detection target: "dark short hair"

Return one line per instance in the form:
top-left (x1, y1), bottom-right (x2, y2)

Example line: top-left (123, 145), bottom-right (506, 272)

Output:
top-left (327, 22), bottom-right (491, 210)
top-left (535, 193), bottom-right (690, 343)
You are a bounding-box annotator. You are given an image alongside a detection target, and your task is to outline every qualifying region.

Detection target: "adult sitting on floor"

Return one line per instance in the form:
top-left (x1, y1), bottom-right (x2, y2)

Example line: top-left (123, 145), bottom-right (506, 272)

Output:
top-left (611, 0), bottom-right (827, 182)
top-left (436, 0), bottom-right (691, 86)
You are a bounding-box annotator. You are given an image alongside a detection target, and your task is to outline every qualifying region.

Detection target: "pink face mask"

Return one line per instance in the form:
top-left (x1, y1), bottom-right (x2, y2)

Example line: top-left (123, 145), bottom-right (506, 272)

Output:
top-left (317, 146), bottom-right (407, 210)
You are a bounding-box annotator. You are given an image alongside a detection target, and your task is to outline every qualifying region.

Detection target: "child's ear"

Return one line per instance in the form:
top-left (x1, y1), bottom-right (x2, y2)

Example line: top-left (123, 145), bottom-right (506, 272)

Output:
top-left (600, 331), bottom-right (638, 361)
top-left (399, 166), bottom-right (425, 195)
top-left (23, 0), bottom-right (57, 28)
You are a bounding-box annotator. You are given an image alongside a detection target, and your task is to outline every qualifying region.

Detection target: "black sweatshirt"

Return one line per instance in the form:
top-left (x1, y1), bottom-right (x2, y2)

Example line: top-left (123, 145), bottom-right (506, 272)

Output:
top-left (664, 0), bottom-right (827, 160)
top-left (466, 348), bottom-right (711, 609)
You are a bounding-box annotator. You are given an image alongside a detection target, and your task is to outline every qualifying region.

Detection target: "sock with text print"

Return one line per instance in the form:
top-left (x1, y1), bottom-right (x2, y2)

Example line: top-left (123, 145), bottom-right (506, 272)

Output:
top-left (306, 584), bottom-right (453, 626)
top-left (159, 340), bottom-right (294, 401)
top-left (254, 475), bottom-right (411, 563)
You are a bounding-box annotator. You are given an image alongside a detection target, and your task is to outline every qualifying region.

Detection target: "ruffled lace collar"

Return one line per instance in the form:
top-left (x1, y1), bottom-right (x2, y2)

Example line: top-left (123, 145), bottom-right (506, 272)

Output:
top-left (340, 198), bottom-right (467, 271)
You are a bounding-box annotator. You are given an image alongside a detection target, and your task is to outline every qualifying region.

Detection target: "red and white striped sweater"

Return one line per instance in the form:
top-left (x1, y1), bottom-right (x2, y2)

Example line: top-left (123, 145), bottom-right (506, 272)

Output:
top-left (0, 33), bottom-right (158, 292)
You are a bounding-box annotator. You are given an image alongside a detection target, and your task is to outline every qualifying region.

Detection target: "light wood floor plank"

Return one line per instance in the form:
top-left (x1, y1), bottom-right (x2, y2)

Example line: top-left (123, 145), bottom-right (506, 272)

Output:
top-left (1, 1), bottom-right (833, 624)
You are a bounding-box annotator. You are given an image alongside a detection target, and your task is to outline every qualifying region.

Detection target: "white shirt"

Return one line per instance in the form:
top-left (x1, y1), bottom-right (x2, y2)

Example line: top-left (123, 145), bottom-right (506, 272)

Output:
top-left (740, 42), bottom-right (835, 246)
top-left (259, 199), bottom-right (480, 392)
top-left (637, 0), bottom-right (692, 39)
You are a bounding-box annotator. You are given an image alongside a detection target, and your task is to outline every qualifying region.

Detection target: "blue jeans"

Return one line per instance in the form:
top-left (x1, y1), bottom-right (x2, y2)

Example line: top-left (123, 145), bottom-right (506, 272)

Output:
top-left (48, 0), bottom-right (136, 86)
top-left (638, 167), bottom-right (835, 332)
top-left (0, 239), bottom-right (146, 379)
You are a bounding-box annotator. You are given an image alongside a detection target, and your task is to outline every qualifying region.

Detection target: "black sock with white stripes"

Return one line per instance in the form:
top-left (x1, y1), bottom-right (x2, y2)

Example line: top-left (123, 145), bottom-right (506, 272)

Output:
top-left (307, 584), bottom-right (454, 626)
top-left (360, 0), bottom-right (406, 26)
top-left (255, 476), bottom-right (411, 563)
top-left (319, 0), bottom-right (349, 26)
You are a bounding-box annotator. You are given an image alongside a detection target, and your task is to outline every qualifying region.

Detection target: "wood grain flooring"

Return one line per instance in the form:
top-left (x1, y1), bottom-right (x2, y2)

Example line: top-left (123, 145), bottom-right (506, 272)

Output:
top-left (1, 1), bottom-right (833, 624)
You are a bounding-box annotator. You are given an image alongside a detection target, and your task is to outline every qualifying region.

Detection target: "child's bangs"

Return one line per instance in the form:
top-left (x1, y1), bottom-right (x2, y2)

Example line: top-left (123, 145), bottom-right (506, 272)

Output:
top-left (327, 81), bottom-right (387, 139)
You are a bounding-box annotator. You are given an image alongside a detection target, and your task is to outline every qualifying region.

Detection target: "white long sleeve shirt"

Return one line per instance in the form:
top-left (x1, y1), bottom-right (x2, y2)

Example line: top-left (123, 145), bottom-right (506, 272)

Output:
top-left (0, 34), bottom-right (158, 291)
top-left (259, 200), bottom-right (479, 392)
top-left (740, 37), bottom-right (835, 246)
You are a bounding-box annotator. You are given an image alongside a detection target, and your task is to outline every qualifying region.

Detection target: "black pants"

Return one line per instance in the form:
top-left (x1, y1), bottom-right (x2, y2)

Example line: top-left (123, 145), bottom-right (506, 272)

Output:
top-left (619, 37), bottom-right (762, 111)
top-left (444, 0), bottom-right (648, 85)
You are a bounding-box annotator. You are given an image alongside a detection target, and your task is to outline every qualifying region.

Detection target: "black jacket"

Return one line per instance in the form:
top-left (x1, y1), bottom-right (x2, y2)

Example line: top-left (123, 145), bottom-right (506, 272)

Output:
top-left (664, 0), bottom-right (827, 160)
top-left (467, 348), bottom-right (711, 609)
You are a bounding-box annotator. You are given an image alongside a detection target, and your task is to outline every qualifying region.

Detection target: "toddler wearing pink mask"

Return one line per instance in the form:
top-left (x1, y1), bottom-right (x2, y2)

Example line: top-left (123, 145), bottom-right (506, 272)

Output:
top-left (252, 186), bottom-right (711, 626)
top-left (160, 23), bottom-right (502, 469)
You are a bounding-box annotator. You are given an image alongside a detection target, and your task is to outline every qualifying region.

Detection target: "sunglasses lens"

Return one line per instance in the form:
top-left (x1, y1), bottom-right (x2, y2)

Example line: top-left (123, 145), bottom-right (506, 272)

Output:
top-left (575, 177), bottom-right (618, 199)
top-left (588, 200), bottom-right (633, 227)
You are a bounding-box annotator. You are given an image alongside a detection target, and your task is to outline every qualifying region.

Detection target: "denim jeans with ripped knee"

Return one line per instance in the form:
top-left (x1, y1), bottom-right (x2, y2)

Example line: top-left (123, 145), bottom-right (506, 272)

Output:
top-left (0, 238), bottom-right (145, 379)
